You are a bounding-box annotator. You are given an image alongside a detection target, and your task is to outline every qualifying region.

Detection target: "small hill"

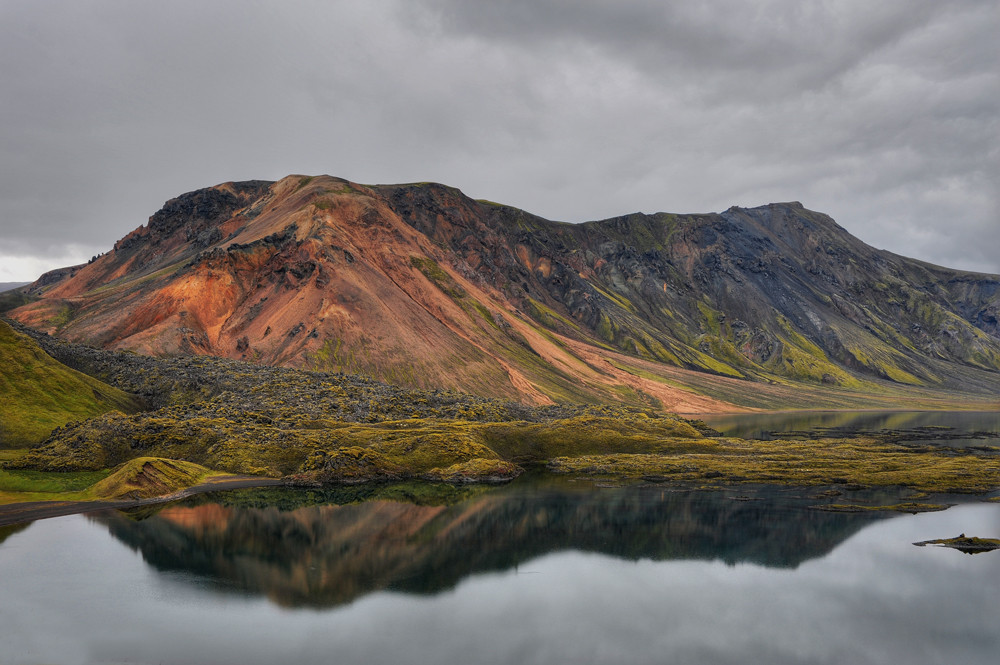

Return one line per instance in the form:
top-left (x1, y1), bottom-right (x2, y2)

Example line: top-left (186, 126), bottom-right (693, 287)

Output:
top-left (0, 320), bottom-right (141, 446)
top-left (88, 457), bottom-right (214, 500)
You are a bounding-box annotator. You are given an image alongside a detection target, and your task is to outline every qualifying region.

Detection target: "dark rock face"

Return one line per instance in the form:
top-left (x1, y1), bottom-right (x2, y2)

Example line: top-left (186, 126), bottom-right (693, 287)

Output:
top-left (116, 180), bottom-right (273, 252)
top-left (148, 180), bottom-right (273, 236)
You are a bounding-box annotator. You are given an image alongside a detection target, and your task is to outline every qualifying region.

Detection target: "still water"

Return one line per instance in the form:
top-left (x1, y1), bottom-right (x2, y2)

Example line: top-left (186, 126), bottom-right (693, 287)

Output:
top-left (1, 479), bottom-right (998, 665)
top-left (702, 409), bottom-right (1000, 446)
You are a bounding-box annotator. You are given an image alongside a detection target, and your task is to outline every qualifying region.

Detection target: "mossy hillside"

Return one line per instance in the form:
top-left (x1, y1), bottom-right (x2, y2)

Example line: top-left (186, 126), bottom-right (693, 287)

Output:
top-left (10, 320), bottom-right (719, 483)
top-left (8, 321), bottom-right (1000, 494)
top-left (480, 413), bottom-right (707, 462)
top-left (0, 457), bottom-right (215, 505)
top-left (88, 457), bottom-right (217, 500)
top-left (11, 398), bottom-right (1000, 495)
top-left (16, 408), bottom-right (707, 484)
top-left (0, 320), bottom-right (141, 446)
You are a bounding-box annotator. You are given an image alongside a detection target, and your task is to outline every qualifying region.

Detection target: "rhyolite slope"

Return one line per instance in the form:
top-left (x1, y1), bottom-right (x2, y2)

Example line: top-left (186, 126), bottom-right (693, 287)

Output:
top-left (8, 175), bottom-right (1000, 409)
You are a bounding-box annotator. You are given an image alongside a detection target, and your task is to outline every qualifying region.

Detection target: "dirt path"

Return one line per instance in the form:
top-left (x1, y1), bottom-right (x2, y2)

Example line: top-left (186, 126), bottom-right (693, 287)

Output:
top-left (0, 475), bottom-right (284, 528)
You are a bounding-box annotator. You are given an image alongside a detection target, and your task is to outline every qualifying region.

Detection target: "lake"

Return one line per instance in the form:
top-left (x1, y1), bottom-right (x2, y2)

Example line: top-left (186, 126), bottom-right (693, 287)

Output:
top-left (702, 409), bottom-right (1000, 447)
top-left (2, 474), bottom-right (999, 665)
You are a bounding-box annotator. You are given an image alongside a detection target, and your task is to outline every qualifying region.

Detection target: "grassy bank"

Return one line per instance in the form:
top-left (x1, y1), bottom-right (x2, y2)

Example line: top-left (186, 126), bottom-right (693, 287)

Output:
top-left (0, 457), bottom-right (223, 505)
top-left (0, 321), bottom-right (141, 446)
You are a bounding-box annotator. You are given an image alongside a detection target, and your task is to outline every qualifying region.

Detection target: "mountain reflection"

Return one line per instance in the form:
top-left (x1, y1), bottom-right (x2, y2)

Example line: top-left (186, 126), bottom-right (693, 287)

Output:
top-left (94, 481), bottom-right (892, 608)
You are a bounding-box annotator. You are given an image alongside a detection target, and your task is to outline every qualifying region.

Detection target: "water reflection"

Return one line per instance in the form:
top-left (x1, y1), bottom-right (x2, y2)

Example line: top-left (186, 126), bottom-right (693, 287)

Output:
top-left (703, 410), bottom-right (1000, 446)
top-left (93, 480), bottom-right (897, 608)
top-left (3, 486), bottom-right (998, 665)
top-left (0, 522), bottom-right (29, 546)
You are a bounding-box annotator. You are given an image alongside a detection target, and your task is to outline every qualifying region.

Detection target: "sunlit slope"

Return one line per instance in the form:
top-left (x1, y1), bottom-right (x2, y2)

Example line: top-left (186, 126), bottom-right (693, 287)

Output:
top-left (0, 320), bottom-right (140, 445)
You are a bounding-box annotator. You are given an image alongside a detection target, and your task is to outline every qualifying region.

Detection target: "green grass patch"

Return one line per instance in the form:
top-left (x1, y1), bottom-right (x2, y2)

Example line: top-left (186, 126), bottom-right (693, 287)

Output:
top-left (410, 256), bottom-right (467, 299)
top-left (0, 467), bottom-right (111, 494)
top-left (0, 320), bottom-right (141, 446)
top-left (525, 298), bottom-right (580, 331)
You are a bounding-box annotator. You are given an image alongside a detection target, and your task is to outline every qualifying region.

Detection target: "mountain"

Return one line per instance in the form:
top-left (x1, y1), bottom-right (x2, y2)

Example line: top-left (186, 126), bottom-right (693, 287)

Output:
top-left (0, 282), bottom-right (30, 294)
top-left (0, 320), bottom-right (140, 446)
top-left (7, 175), bottom-right (1000, 410)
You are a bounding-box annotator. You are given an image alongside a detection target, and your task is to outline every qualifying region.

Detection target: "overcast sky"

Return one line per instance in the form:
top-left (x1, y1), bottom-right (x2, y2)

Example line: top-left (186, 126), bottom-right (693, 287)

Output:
top-left (1, 0), bottom-right (997, 281)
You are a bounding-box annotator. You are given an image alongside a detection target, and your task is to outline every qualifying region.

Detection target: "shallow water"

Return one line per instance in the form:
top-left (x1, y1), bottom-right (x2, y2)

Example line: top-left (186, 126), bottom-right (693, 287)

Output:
top-left (702, 410), bottom-right (1000, 446)
top-left (1, 478), bottom-right (998, 665)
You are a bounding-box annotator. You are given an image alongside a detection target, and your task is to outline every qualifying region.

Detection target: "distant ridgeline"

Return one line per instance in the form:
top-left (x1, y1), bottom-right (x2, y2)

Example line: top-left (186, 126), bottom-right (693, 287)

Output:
top-left (5, 174), bottom-right (999, 409)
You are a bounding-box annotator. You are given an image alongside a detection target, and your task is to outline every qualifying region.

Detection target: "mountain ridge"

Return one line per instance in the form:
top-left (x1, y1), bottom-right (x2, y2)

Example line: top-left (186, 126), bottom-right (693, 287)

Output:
top-left (7, 174), bottom-right (999, 411)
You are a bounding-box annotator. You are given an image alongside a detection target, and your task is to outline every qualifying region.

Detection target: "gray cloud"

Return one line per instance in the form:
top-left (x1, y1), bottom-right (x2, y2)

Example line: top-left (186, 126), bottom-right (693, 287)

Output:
top-left (0, 0), bottom-right (997, 280)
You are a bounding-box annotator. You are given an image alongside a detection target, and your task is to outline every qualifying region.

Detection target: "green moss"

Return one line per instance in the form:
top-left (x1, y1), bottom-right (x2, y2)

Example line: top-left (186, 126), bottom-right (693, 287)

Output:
top-left (0, 321), bottom-right (141, 446)
top-left (846, 342), bottom-right (923, 386)
top-left (696, 301), bottom-right (721, 335)
top-left (294, 446), bottom-right (405, 484)
top-left (463, 302), bottom-right (494, 329)
top-left (690, 347), bottom-right (743, 378)
top-left (525, 298), bottom-right (579, 331)
top-left (595, 312), bottom-right (616, 342)
top-left (913, 535), bottom-right (1000, 553)
top-left (47, 305), bottom-right (75, 330)
top-left (87, 457), bottom-right (216, 500)
top-left (307, 337), bottom-right (360, 374)
top-left (410, 256), bottom-right (467, 299)
top-left (423, 458), bottom-right (522, 483)
top-left (0, 467), bottom-right (111, 494)
top-left (547, 435), bottom-right (1000, 494)
top-left (588, 282), bottom-right (637, 314)
top-left (767, 339), bottom-right (862, 388)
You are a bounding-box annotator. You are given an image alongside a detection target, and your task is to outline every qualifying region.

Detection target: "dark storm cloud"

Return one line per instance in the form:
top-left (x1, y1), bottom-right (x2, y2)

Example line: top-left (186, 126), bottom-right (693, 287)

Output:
top-left (0, 0), bottom-right (997, 280)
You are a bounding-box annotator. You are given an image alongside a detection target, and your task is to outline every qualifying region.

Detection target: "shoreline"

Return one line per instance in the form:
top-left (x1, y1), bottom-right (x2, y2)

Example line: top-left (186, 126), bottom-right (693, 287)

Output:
top-left (0, 475), bottom-right (284, 528)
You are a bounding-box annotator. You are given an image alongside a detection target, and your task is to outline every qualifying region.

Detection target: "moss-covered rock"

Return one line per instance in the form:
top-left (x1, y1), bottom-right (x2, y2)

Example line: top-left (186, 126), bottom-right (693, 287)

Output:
top-left (291, 447), bottom-right (405, 484)
top-left (422, 458), bottom-right (523, 484)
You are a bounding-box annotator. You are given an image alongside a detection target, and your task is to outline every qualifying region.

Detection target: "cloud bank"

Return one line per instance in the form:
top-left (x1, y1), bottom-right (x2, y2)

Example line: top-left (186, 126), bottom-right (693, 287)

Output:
top-left (1, 0), bottom-right (996, 280)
